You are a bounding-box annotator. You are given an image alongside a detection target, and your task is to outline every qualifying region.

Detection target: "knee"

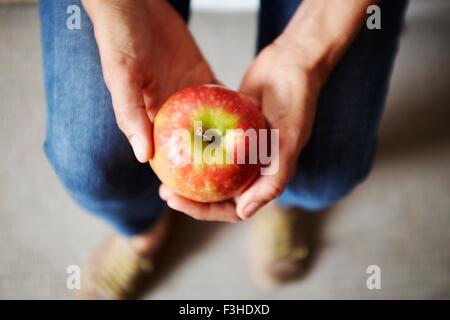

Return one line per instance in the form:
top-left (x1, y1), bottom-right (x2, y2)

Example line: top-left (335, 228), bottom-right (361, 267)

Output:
top-left (283, 143), bottom-right (377, 211)
top-left (44, 131), bottom-right (152, 209)
top-left (300, 168), bottom-right (371, 210)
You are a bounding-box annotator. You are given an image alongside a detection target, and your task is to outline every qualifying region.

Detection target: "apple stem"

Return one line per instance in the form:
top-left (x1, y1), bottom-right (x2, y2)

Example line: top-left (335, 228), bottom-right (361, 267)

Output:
top-left (202, 134), bottom-right (212, 141)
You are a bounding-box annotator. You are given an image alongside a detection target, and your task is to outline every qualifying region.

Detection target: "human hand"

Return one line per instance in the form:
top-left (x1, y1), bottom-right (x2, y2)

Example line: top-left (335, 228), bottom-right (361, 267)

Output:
top-left (82, 0), bottom-right (215, 162)
top-left (159, 40), bottom-right (325, 221)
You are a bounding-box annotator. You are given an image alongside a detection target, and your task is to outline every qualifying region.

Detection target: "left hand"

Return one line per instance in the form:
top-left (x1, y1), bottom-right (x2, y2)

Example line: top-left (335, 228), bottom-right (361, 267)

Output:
top-left (160, 40), bottom-right (324, 221)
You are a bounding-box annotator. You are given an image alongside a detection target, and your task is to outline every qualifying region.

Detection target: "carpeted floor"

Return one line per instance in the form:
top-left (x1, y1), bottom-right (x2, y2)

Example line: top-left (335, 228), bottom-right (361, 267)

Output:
top-left (0, 1), bottom-right (449, 299)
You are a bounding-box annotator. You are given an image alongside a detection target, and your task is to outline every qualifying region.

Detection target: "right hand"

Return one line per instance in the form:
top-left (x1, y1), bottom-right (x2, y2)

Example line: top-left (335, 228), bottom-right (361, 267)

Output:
top-left (82, 0), bottom-right (216, 162)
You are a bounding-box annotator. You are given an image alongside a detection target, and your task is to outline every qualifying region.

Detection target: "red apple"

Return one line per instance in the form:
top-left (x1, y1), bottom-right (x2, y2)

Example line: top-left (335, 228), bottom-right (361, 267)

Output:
top-left (150, 84), bottom-right (267, 202)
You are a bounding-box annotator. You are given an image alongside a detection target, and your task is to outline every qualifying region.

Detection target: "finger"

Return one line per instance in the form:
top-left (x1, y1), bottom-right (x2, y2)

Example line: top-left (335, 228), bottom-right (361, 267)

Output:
top-left (159, 185), bottom-right (240, 222)
top-left (235, 129), bottom-right (299, 219)
top-left (142, 81), bottom-right (159, 122)
top-left (168, 196), bottom-right (240, 223)
top-left (235, 174), bottom-right (286, 220)
top-left (159, 184), bottom-right (179, 201)
top-left (108, 74), bottom-right (153, 162)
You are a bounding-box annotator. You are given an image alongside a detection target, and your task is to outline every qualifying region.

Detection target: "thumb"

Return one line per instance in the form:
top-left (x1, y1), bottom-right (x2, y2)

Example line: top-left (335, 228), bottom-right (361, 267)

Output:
top-left (235, 145), bottom-right (291, 219)
top-left (108, 75), bottom-right (153, 163)
top-left (235, 174), bottom-right (285, 220)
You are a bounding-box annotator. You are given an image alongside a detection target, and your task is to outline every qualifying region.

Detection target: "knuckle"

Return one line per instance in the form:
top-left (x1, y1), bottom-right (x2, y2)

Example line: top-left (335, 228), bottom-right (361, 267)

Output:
top-left (189, 209), bottom-right (205, 221)
top-left (115, 115), bottom-right (128, 133)
top-left (267, 179), bottom-right (285, 199)
top-left (104, 58), bottom-right (139, 89)
top-left (111, 55), bottom-right (138, 75)
top-left (103, 74), bottom-right (114, 89)
top-left (229, 215), bottom-right (241, 223)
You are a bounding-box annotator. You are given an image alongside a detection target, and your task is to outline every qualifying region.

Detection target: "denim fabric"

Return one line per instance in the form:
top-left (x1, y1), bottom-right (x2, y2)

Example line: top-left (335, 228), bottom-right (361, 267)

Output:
top-left (39, 0), bottom-right (407, 235)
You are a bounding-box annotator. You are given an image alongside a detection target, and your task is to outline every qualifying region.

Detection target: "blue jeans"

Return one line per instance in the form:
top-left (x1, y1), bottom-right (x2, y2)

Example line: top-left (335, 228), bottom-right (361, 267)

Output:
top-left (39, 0), bottom-right (407, 236)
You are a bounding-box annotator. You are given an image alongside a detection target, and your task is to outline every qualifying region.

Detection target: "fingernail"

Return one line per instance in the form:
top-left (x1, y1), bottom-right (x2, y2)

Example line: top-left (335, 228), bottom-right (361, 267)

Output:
top-left (129, 135), bottom-right (146, 162)
top-left (243, 202), bottom-right (259, 219)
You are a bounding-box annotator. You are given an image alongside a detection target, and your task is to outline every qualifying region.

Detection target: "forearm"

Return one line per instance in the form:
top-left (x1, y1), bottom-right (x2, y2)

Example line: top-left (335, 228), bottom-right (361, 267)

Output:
top-left (81, 0), bottom-right (148, 37)
top-left (277, 0), bottom-right (378, 82)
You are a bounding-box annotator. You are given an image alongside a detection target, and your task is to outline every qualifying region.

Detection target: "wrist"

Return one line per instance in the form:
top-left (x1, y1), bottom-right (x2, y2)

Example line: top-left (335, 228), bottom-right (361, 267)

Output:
top-left (81, 0), bottom-right (105, 18)
top-left (274, 34), bottom-right (336, 87)
top-left (275, 0), bottom-right (376, 85)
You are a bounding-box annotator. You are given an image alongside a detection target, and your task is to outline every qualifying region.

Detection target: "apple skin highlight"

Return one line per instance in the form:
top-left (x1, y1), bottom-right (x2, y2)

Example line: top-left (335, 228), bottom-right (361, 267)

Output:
top-left (150, 85), bottom-right (267, 203)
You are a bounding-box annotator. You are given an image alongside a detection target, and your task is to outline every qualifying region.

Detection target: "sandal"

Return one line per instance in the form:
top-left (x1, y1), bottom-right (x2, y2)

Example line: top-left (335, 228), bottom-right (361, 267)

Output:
top-left (251, 201), bottom-right (310, 287)
top-left (77, 235), bottom-right (155, 299)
